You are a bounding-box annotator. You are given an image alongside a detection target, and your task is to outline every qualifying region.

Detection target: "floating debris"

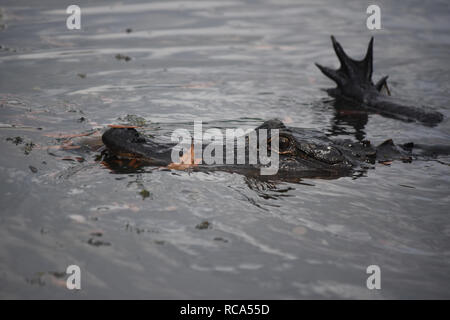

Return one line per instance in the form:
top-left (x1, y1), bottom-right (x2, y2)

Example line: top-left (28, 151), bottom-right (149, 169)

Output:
top-left (23, 142), bottom-right (35, 155)
top-left (90, 231), bottom-right (103, 237)
top-left (87, 238), bottom-right (111, 247)
top-left (29, 165), bottom-right (37, 173)
top-left (77, 73), bottom-right (86, 79)
top-left (115, 54), bottom-right (131, 61)
top-left (196, 220), bottom-right (211, 230)
top-left (125, 223), bottom-right (147, 234)
top-left (6, 136), bottom-right (23, 145)
top-left (139, 189), bottom-right (150, 200)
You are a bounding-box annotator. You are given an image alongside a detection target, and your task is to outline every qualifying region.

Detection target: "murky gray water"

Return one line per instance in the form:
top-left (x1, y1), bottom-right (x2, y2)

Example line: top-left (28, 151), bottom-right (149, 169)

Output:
top-left (0, 0), bottom-right (449, 299)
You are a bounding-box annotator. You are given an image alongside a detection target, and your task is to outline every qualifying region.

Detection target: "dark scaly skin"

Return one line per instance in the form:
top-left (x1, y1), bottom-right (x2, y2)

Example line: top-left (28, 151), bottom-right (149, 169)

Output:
top-left (99, 37), bottom-right (447, 180)
top-left (101, 119), bottom-right (415, 181)
top-left (316, 36), bottom-right (443, 125)
top-left (98, 36), bottom-right (450, 181)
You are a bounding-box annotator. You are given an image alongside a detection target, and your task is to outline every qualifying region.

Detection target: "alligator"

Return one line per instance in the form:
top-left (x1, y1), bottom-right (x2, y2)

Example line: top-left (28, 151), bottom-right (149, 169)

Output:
top-left (100, 36), bottom-right (447, 181)
top-left (315, 36), bottom-right (444, 125)
top-left (101, 119), bottom-right (438, 181)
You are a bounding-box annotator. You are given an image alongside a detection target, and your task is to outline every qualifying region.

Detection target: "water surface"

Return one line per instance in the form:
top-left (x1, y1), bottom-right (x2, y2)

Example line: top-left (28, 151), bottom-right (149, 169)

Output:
top-left (0, 0), bottom-right (449, 299)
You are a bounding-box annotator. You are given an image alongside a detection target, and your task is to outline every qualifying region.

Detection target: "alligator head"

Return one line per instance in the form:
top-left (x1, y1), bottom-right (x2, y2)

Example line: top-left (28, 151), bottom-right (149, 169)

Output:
top-left (316, 36), bottom-right (443, 125)
top-left (101, 119), bottom-right (412, 180)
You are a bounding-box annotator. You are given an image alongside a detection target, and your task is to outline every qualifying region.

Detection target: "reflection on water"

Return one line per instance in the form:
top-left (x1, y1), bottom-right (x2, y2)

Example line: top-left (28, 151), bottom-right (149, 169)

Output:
top-left (0, 0), bottom-right (449, 299)
top-left (327, 98), bottom-right (369, 141)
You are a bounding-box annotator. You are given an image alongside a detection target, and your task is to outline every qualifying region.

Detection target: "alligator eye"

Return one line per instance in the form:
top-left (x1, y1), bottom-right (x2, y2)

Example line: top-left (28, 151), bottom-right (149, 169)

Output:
top-left (279, 137), bottom-right (291, 152)
top-left (268, 136), bottom-right (293, 154)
